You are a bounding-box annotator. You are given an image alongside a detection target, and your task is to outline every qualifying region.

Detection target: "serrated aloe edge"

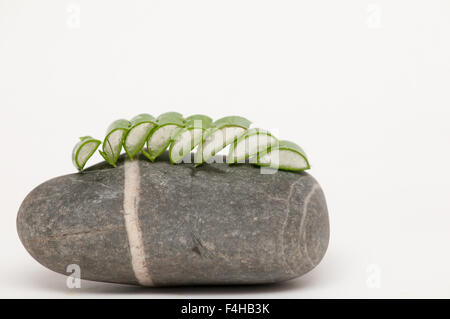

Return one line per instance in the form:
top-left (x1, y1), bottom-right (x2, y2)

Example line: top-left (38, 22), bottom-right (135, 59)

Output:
top-left (195, 116), bottom-right (251, 165)
top-left (227, 128), bottom-right (278, 164)
top-left (123, 113), bottom-right (156, 159)
top-left (99, 119), bottom-right (130, 167)
top-left (142, 112), bottom-right (185, 162)
top-left (72, 136), bottom-right (101, 171)
top-left (168, 114), bottom-right (213, 164)
top-left (255, 140), bottom-right (310, 171)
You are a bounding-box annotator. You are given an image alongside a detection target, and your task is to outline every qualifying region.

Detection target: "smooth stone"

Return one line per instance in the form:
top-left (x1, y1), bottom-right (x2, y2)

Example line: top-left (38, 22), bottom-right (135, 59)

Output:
top-left (17, 152), bottom-right (329, 286)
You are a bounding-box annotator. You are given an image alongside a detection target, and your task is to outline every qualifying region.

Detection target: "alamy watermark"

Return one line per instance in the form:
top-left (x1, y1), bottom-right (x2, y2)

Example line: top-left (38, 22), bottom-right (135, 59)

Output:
top-left (66, 3), bottom-right (81, 29)
top-left (173, 121), bottom-right (281, 175)
top-left (366, 263), bottom-right (381, 289)
top-left (66, 264), bottom-right (81, 288)
top-left (366, 4), bottom-right (382, 29)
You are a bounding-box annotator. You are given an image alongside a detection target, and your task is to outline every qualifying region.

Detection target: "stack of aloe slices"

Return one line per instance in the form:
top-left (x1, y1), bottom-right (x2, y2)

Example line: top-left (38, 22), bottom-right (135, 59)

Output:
top-left (72, 112), bottom-right (311, 172)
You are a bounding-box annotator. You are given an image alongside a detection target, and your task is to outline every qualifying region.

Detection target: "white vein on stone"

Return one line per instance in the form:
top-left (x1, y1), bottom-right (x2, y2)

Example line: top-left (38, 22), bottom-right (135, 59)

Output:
top-left (279, 177), bottom-right (303, 275)
top-left (281, 179), bottom-right (318, 274)
top-left (123, 159), bottom-right (154, 286)
top-left (299, 183), bottom-right (320, 267)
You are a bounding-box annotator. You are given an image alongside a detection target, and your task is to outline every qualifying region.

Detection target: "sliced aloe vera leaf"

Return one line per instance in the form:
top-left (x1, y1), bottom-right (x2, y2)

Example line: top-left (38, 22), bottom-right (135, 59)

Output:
top-left (195, 115), bottom-right (251, 164)
top-left (158, 111), bottom-right (184, 120)
top-left (227, 128), bottom-right (278, 164)
top-left (168, 114), bottom-right (213, 164)
top-left (255, 140), bottom-right (310, 171)
top-left (123, 113), bottom-right (156, 159)
top-left (99, 119), bottom-right (130, 166)
top-left (184, 114), bottom-right (213, 129)
top-left (143, 112), bottom-right (185, 161)
top-left (212, 115), bottom-right (251, 130)
top-left (169, 128), bottom-right (205, 164)
top-left (72, 136), bottom-right (101, 171)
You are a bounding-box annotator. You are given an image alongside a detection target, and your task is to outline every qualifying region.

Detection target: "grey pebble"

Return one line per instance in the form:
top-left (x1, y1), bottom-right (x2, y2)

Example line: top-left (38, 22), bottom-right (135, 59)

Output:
top-left (17, 152), bottom-right (329, 286)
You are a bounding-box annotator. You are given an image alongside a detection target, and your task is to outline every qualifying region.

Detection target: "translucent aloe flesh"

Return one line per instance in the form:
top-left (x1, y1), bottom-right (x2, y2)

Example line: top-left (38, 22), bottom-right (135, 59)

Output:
top-left (256, 140), bottom-right (310, 171)
top-left (99, 119), bottom-right (130, 166)
top-left (72, 136), bottom-right (101, 171)
top-left (227, 128), bottom-right (278, 164)
top-left (195, 116), bottom-right (251, 164)
top-left (143, 112), bottom-right (185, 162)
top-left (169, 114), bottom-right (213, 164)
top-left (123, 113), bottom-right (156, 159)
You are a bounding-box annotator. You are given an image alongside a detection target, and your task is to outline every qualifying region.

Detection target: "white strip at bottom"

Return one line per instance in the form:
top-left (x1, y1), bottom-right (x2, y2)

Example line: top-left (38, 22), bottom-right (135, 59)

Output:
top-left (123, 159), bottom-right (154, 286)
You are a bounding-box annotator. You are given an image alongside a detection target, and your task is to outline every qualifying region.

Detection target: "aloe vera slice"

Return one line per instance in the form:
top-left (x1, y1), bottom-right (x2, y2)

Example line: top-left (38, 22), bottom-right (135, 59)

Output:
top-left (195, 115), bottom-right (251, 164)
top-left (123, 113), bottom-right (156, 159)
top-left (227, 128), bottom-right (278, 164)
top-left (168, 114), bottom-right (213, 164)
top-left (142, 112), bottom-right (185, 162)
top-left (72, 136), bottom-right (101, 171)
top-left (255, 140), bottom-right (310, 171)
top-left (184, 114), bottom-right (213, 128)
top-left (98, 119), bottom-right (130, 167)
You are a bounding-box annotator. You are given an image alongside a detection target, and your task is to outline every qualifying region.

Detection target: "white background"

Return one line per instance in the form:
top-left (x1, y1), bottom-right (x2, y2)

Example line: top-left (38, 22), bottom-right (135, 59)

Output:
top-left (1, 0), bottom-right (449, 298)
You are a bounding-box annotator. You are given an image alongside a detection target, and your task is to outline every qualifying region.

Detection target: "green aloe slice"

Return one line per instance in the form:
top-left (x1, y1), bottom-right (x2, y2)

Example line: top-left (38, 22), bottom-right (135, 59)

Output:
top-left (168, 114), bottom-right (213, 164)
top-left (123, 113), bottom-right (156, 159)
top-left (255, 140), bottom-right (310, 171)
top-left (98, 119), bottom-right (130, 167)
top-left (195, 115), bottom-right (251, 165)
top-left (184, 114), bottom-right (213, 128)
top-left (72, 136), bottom-right (101, 171)
top-left (227, 128), bottom-right (278, 164)
top-left (142, 112), bottom-right (185, 162)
